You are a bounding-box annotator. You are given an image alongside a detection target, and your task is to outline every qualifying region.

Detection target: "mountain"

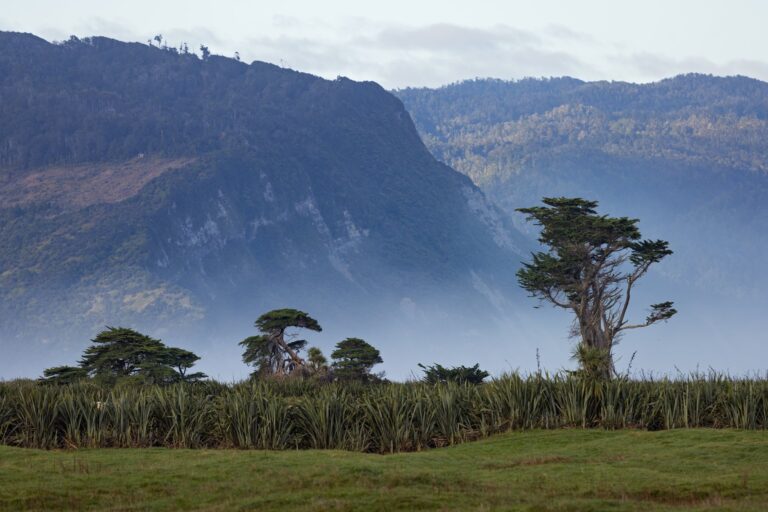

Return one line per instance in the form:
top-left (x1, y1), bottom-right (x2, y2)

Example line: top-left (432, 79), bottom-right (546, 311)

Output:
top-left (396, 76), bottom-right (768, 373)
top-left (0, 33), bottom-right (526, 379)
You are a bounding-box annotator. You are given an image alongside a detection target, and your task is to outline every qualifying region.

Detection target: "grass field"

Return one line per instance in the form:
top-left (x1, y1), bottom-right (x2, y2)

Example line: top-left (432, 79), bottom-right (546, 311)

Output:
top-left (1, 430), bottom-right (767, 511)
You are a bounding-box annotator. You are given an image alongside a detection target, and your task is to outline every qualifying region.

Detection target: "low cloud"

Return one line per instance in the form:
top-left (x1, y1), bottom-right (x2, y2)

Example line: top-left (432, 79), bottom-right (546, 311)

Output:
top-left (241, 20), bottom-right (595, 88)
top-left (617, 52), bottom-right (768, 82)
top-left (361, 23), bottom-right (542, 53)
top-left (18, 16), bottom-right (768, 88)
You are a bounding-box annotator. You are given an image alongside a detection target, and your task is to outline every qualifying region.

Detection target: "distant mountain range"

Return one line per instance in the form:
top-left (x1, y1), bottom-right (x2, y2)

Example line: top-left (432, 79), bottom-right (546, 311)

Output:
top-left (0, 32), bottom-right (524, 378)
top-left (396, 76), bottom-right (768, 372)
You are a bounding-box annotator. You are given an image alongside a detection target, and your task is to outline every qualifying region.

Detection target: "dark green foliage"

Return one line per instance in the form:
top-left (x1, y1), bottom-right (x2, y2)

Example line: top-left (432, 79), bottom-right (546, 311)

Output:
top-left (255, 309), bottom-right (322, 333)
top-left (331, 338), bottom-right (383, 382)
top-left (40, 366), bottom-right (88, 385)
top-left (419, 363), bottom-right (489, 385)
top-left (240, 309), bottom-right (322, 377)
top-left (162, 347), bottom-right (207, 382)
top-left (43, 327), bottom-right (205, 385)
top-left (79, 327), bottom-right (169, 379)
top-left (307, 347), bottom-right (329, 375)
top-left (517, 198), bottom-right (675, 379)
top-left (239, 335), bottom-right (276, 376)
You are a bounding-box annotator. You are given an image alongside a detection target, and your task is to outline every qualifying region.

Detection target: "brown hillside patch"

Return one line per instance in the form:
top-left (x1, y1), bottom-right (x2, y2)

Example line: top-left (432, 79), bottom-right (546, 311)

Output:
top-left (0, 155), bottom-right (197, 210)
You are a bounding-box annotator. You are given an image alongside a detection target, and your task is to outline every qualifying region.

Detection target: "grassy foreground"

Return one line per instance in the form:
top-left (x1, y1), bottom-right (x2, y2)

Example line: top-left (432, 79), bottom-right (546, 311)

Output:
top-left (1, 430), bottom-right (767, 511)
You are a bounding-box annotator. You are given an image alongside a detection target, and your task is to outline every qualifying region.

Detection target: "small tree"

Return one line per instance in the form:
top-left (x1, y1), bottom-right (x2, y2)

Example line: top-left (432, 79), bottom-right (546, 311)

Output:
top-left (163, 347), bottom-right (208, 382)
top-left (240, 309), bottom-right (322, 378)
top-left (306, 347), bottom-right (329, 375)
top-left (331, 338), bottom-right (382, 381)
top-left (418, 363), bottom-right (489, 385)
top-left (517, 197), bottom-right (677, 379)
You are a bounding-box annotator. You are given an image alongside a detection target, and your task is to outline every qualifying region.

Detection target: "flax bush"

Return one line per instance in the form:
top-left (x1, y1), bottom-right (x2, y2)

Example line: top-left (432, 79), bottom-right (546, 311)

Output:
top-left (1, 372), bottom-right (766, 451)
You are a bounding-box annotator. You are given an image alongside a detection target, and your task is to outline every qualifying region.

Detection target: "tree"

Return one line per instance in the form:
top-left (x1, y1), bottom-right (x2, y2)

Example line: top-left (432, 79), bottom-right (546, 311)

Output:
top-left (240, 309), bottom-right (322, 377)
top-left (40, 365), bottom-right (88, 385)
top-left (42, 327), bottom-right (205, 384)
top-left (162, 347), bottom-right (208, 382)
top-left (306, 347), bottom-right (329, 375)
top-left (516, 197), bottom-right (677, 379)
top-left (199, 44), bottom-right (210, 60)
top-left (79, 327), bottom-right (168, 379)
top-left (418, 363), bottom-right (489, 385)
top-left (331, 338), bottom-right (382, 381)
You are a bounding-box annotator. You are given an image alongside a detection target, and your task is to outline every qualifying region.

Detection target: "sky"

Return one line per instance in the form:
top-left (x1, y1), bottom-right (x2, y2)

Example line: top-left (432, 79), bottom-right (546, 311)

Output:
top-left (3, 0), bottom-right (768, 88)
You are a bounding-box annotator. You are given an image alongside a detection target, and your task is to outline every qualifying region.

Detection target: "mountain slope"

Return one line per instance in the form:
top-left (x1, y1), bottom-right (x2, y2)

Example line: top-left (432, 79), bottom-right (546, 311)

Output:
top-left (0, 33), bottom-right (525, 378)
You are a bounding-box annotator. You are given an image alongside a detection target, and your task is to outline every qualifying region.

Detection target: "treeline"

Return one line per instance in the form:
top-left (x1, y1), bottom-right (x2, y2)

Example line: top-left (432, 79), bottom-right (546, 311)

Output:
top-left (396, 75), bottom-right (768, 183)
top-left (0, 31), bottom-right (344, 169)
top-left (39, 309), bottom-right (408, 386)
top-left (1, 374), bottom-right (767, 451)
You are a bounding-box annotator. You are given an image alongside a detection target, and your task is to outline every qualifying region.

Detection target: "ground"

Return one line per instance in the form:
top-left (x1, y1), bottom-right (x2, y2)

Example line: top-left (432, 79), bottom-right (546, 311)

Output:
top-left (1, 430), bottom-right (767, 511)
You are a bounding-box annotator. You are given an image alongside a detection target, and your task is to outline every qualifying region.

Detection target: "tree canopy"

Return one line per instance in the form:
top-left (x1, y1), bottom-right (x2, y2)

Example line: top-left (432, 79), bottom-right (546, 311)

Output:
top-left (42, 327), bottom-right (206, 384)
top-left (240, 309), bottom-right (322, 378)
top-left (516, 197), bottom-right (676, 378)
top-left (418, 363), bottom-right (489, 385)
top-left (41, 365), bottom-right (88, 385)
top-left (331, 338), bottom-right (383, 382)
top-left (79, 327), bottom-right (168, 378)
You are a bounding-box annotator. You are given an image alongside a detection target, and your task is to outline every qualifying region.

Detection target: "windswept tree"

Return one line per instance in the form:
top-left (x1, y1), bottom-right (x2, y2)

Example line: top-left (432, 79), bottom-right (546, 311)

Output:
top-left (42, 327), bottom-right (205, 384)
top-left (79, 327), bottom-right (168, 379)
top-left (331, 338), bottom-right (383, 382)
top-left (240, 309), bottom-right (322, 378)
top-left (517, 197), bottom-right (677, 378)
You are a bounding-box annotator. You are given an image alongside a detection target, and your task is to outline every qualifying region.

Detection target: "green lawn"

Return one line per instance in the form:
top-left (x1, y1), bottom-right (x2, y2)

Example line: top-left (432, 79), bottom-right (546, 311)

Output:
top-left (1, 430), bottom-right (767, 511)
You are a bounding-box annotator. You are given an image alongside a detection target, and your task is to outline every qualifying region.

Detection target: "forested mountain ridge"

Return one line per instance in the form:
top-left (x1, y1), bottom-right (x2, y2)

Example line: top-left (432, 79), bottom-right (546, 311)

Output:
top-left (0, 32), bottom-right (525, 377)
top-left (397, 75), bottom-right (768, 185)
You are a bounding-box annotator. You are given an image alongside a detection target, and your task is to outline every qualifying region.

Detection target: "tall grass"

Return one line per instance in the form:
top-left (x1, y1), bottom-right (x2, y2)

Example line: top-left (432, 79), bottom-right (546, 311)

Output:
top-left (1, 372), bottom-right (766, 451)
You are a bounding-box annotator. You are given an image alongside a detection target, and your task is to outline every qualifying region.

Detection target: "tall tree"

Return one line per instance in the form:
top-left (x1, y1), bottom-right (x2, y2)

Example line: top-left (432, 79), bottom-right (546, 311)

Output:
top-left (240, 309), bottom-right (322, 377)
top-left (517, 197), bottom-right (676, 378)
top-left (331, 338), bottom-right (383, 381)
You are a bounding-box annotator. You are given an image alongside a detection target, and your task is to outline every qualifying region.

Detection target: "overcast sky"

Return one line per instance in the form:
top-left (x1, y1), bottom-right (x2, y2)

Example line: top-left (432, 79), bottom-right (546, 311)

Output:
top-left (3, 0), bottom-right (768, 88)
